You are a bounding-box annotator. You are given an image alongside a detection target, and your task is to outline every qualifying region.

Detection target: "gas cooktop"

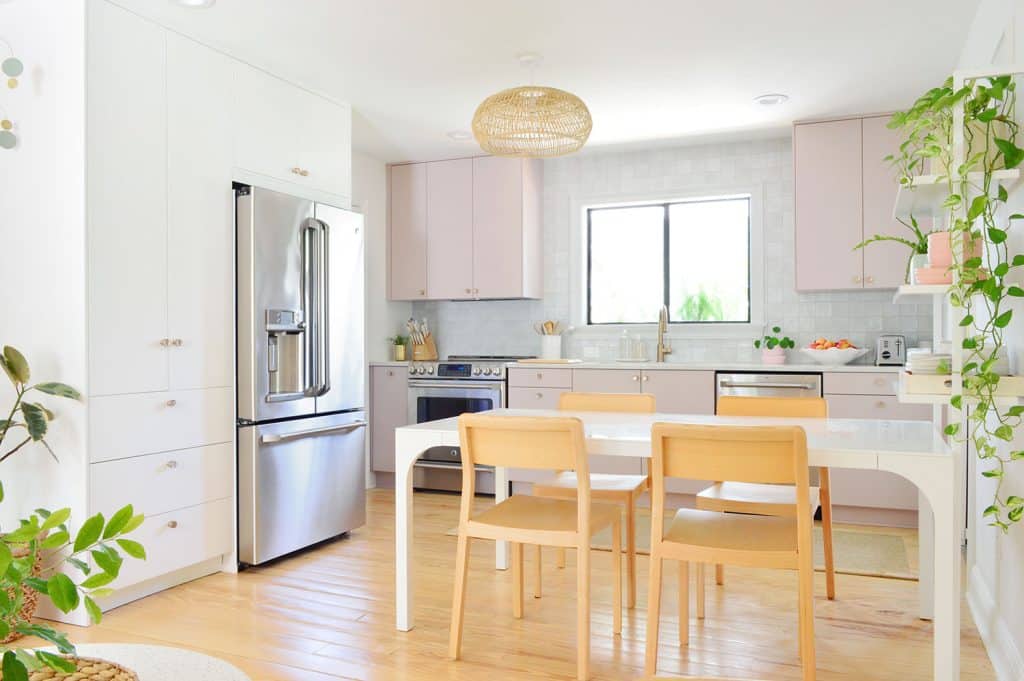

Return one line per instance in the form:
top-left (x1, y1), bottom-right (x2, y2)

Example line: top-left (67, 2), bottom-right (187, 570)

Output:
top-left (407, 355), bottom-right (536, 379)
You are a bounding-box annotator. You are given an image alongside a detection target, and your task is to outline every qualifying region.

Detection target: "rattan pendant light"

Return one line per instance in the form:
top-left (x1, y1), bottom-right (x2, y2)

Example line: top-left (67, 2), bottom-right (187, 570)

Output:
top-left (472, 54), bottom-right (592, 158)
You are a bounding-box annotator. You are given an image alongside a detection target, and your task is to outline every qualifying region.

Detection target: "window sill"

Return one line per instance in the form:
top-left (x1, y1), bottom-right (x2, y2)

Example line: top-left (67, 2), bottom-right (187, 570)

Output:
top-left (570, 322), bottom-right (761, 340)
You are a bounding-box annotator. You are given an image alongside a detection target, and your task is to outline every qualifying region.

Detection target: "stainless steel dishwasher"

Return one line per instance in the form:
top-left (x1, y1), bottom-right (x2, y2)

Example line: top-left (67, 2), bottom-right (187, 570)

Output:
top-left (715, 372), bottom-right (823, 402)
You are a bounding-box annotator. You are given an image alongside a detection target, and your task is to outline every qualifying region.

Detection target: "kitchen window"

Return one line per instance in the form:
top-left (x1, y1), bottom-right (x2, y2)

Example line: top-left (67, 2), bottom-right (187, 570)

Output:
top-left (586, 195), bottom-right (754, 325)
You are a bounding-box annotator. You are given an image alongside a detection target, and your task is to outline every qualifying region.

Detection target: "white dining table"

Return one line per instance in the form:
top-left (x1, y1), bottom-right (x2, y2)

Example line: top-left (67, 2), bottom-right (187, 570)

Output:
top-left (394, 408), bottom-right (962, 681)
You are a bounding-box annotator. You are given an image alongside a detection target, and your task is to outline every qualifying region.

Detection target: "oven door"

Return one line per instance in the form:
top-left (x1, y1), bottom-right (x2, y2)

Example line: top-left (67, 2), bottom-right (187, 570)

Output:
top-left (407, 380), bottom-right (504, 425)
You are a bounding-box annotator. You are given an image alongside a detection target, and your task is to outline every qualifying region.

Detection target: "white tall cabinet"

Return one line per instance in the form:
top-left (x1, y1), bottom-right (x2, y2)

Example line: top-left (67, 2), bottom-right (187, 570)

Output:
top-left (46, 0), bottom-right (355, 621)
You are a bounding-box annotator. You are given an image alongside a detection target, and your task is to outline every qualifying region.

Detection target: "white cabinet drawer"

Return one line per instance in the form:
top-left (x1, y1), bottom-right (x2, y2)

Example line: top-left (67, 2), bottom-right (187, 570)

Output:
top-left (89, 387), bottom-right (233, 463)
top-left (508, 387), bottom-right (566, 409)
top-left (508, 367), bottom-right (573, 389)
top-left (826, 394), bottom-right (931, 421)
top-left (823, 372), bottom-right (898, 396)
top-left (90, 443), bottom-right (233, 518)
top-left (114, 498), bottom-right (232, 588)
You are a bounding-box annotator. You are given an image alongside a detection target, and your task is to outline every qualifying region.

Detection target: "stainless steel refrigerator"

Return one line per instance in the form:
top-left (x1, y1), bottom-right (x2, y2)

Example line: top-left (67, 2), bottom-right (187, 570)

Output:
top-left (236, 185), bottom-right (366, 565)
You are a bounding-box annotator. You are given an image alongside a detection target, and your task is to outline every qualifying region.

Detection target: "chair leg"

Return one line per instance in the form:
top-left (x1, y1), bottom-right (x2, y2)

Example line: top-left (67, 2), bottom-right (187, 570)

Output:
top-left (512, 542), bottom-right (524, 619)
top-left (678, 561), bottom-right (689, 646)
top-left (715, 563), bottom-right (724, 585)
top-left (611, 517), bottom-right (622, 635)
top-left (625, 500), bottom-right (637, 609)
top-left (448, 533), bottom-right (471, 660)
top-left (798, 550), bottom-right (817, 680)
top-left (820, 469), bottom-right (836, 601)
top-left (644, 552), bottom-right (663, 677)
top-left (696, 563), bottom-right (706, 620)
top-left (557, 547), bottom-right (566, 569)
top-left (577, 539), bottom-right (591, 681)
top-left (533, 544), bottom-right (543, 599)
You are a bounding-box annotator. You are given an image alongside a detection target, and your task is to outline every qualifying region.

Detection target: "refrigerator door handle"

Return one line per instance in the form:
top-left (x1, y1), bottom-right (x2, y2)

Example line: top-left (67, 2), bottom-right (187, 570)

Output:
top-left (317, 218), bottom-right (331, 397)
top-left (259, 420), bottom-right (368, 444)
top-left (301, 219), bottom-right (320, 397)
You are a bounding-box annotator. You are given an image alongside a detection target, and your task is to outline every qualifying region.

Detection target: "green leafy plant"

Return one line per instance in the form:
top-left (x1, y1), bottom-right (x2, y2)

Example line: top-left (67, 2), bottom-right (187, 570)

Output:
top-left (854, 215), bottom-right (936, 284)
top-left (754, 326), bottom-right (795, 351)
top-left (0, 346), bottom-right (146, 677)
top-left (888, 74), bottom-right (1024, 530)
top-left (387, 335), bottom-right (409, 347)
top-left (676, 289), bottom-right (724, 322)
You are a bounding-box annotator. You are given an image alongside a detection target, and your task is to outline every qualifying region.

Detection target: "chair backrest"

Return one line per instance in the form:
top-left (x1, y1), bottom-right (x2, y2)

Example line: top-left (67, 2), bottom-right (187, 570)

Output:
top-left (649, 423), bottom-right (812, 545)
top-left (717, 395), bottom-right (827, 418)
top-left (559, 391), bottom-right (656, 413)
top-left (458, 413), bottom-right (591, 530)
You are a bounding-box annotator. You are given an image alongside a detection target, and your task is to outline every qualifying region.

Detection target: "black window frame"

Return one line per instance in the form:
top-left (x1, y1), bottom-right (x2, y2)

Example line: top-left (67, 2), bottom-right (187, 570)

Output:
top-left (585, 195), bottom-right (753, 326)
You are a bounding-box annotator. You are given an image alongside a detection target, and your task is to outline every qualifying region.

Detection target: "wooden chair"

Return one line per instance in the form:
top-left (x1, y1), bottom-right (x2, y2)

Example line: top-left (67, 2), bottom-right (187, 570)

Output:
top-left (531, 391), bottom-right (655, 608)
top-left (695, 395), bottom-right (834, 613)
top-left (645, 423), bottom-right (816, 680)
top-left (450, 413), bottom-right (623, 681)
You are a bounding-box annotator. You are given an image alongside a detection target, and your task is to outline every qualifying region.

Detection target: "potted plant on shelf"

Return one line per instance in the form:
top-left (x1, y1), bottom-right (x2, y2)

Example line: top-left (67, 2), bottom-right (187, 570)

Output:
top-left (888, 73), bottom-right (1024, 530)
top-left (754, 326), bottom-right (795, 365)
top-left (854, 215), bottom-right (936, 284)
top-left (387, 335), bottom-right (409, 362)
top-left (0, 345), bottom-right (146, 679)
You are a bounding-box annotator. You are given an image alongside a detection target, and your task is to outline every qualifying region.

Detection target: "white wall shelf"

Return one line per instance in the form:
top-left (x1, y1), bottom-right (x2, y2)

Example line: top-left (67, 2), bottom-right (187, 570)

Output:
top-left (893, 169), bottom-right (1020, 218)
top-left (893, 284), bottom-right (950, 303)
top-left (898, 372), bottom-right (1024, 405)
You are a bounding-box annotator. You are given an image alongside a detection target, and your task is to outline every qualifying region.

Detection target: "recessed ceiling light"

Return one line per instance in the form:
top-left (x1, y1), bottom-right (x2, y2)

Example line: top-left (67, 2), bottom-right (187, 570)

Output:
top-left (754, 93), bottom-right (789, 107)
top-left (447, 130), bottom-right (472, 141)
top-left (171, 0), bottom-right (216, 8)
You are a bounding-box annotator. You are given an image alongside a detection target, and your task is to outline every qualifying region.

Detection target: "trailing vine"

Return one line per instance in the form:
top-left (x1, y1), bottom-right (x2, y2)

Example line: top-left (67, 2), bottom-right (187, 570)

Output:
top-left (889, 74), bottom-right (1024, 531)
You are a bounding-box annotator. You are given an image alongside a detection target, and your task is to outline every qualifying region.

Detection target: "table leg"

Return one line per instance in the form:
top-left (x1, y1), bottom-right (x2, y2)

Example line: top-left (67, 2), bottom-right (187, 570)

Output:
top-left (931, 482), bottom-right (960, 681)
top-left (396, 443), bottom-right (417, 631)
top-left (494, 465), bottom-right (509, 570)
top-left (918, 489), bottom-right (935, 621)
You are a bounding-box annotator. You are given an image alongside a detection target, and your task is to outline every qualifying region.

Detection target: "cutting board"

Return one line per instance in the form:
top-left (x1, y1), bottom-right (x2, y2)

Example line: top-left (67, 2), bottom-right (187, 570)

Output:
top-left (515, 358), bottom-right (583, 364)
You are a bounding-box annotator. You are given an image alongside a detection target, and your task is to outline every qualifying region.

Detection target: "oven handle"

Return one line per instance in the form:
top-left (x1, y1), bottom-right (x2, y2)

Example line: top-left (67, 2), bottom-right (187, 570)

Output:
top-left (408, 380), bottom-right (506, 390)
top-left (718, 381), bottom-right (816, 390)
top-left (260, 420), bottom-right (367, 444)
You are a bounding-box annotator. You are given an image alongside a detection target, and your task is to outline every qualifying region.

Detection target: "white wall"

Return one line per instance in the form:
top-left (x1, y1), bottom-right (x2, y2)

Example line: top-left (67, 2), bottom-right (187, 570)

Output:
top-left (413, 138), bottom-right (932, 361)
top-left (961, 3), bottom-right (1024, 679)
top-left (0, 0), bottom-right (88, 526)
top-left (353, 151), bottom-right (411, 361)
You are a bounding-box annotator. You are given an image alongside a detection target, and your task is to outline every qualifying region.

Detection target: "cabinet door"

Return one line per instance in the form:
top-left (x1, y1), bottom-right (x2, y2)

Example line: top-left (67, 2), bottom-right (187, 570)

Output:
top-left (642, 370), bottom-right (715, 414)
top-left (295, 90), bottom-right (352, 200)
top-left (167, 34), bottom-right (234, 391)
top-left (87, 0), bottom-right (168, 396)
top-left (232, 61), bottom-right (297, 184)
top-left (862, 115), bottom-right (914, 289)
top-left (389, 164), bottom-right (428, 300)
top-left (370, 366), bottom-right (409, 472)
top-left (472, 156), bottom-right (524, 298)
top-left (571, 369), bottom-right (641, 394)
top-left (794, 119), bottom-right (865, 291)
top-left (426, 159), bottom-right (474, 299)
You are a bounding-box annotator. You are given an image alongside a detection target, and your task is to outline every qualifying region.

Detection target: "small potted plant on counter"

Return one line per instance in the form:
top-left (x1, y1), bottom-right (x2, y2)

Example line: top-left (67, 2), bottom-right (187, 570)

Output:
top-left (754, 326), bottom-right (795, 365)
top-left (387, 335), bottom-right (409, 362)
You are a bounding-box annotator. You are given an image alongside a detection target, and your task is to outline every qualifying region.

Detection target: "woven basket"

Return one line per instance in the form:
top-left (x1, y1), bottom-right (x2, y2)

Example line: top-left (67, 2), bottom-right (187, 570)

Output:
top-left (1, 543), bottom-right (43, 644)
top-left (8, 657), bottom-right (139, 681)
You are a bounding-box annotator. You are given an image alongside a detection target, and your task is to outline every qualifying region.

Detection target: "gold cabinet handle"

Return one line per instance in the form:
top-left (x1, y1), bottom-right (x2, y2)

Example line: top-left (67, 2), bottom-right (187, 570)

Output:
top-left (165, 399), bottom-right (177, 407)
top-left (387, 369), bottom-right (394, 377)
top-left (875, 400), bottom-right (886, 409)
top-left (852, 275), bottom-right (862, 284)
top-left (167, 520), bottom-right (178, 529)
top-left (535, 392), bottom-right (543, 399)
top-left (166, 460), bottom-right (178, 469)
top-left (159, 338), bottom-right (171, 347)
top-left (632, 375), bottom-right (639, 381)
top-left (418, 289), bottom-right (426, 296)
top-left (536, 373), bottom-right (543, 380)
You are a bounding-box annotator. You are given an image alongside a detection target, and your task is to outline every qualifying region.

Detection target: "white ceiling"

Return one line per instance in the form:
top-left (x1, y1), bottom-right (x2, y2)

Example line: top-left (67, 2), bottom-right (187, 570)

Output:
top-left (114, 0), bottom-right (980, 163)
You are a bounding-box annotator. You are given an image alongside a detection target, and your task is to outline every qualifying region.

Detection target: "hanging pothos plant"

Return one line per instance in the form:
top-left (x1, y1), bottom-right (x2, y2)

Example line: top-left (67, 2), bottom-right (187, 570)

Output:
top-left (888, 74), bottom-right (1024, 531)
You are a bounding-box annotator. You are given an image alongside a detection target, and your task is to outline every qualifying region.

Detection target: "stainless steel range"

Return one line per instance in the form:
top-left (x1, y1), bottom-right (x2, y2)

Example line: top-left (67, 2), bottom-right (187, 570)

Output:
top-left (408, 355), bottom-right (532, 492)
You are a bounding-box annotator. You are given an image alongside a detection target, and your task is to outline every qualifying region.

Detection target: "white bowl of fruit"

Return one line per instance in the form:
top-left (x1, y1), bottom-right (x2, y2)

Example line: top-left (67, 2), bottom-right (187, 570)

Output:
top-left (800, 338), bottom-right (869, 365)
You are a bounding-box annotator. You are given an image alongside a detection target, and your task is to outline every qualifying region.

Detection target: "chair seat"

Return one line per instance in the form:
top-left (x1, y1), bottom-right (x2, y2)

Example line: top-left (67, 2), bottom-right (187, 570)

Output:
top-left (533, 472), bottom-right (648, 496)
top-left (664, 507), bottom-right (798, 553)
top-left (470, 495), bottom-right (621, 535)
top-left (695, 481), bottom-right (820, 517)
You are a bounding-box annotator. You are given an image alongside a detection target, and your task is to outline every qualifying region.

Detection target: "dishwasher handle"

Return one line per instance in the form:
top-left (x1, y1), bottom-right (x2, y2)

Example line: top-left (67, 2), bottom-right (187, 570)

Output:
top-left (260, 420), bottom-right (367, 444)
top-left (718, 381), bottom-right (816, 390)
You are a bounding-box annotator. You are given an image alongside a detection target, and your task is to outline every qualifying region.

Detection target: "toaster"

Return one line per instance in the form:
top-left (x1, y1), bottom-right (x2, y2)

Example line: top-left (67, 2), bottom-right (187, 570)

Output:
top-left (876, 334), bottom-right (906, 366)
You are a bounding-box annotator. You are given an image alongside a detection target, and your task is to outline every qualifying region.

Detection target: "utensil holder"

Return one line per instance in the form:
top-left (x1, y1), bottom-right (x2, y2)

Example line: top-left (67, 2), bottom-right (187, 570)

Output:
top-left (540, 335), bottom-right (562, 360)
top-left (412, 333), bottom-right (438, 361)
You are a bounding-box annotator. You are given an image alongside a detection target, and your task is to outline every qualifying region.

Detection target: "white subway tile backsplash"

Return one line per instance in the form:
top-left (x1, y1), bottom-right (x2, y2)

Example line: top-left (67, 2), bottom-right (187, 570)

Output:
top-left (414, 137), bottom-right (931, 360)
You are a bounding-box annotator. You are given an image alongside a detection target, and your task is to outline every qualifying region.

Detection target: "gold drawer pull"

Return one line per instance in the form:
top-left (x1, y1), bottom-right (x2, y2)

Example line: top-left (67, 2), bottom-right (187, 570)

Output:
top-left (166, 460), bottom-right (178, 469)
top-left (167, 520), bottom-right (178, 529)
top-left (165, 399), bottom-right (177, 407)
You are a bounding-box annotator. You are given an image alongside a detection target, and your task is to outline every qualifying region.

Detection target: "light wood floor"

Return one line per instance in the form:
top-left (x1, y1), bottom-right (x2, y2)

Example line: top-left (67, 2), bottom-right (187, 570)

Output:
top-left (48, 489), bottom-right (994, 680)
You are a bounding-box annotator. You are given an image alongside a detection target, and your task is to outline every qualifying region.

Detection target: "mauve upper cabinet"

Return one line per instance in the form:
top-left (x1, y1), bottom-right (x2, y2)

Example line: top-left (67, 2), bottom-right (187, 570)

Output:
top-left (388, 156), bottom-right (542, 301)
top-left (794, 115), bottom-right (908, 291)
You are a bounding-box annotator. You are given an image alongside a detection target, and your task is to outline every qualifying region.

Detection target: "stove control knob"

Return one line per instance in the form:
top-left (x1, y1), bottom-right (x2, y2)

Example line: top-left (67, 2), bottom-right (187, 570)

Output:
top-left (484, 367), bottom-right (494, 376)
top-left (472, 368), bottom-right (482, 376)
top-left (426, 366), bottom-right (434, 375)
top-left (416, 366), bottom-right (426, 375)
top-left (408, 365), bottom-right (416, 375)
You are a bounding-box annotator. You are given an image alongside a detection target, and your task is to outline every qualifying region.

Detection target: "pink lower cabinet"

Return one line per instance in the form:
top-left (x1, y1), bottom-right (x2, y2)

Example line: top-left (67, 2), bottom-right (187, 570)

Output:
top-left (370, 365), bottom-right (410, 473)
top-left (641, 370), bottom-right (715, 414)
top-left (825, 372), bottom-right (932, 521)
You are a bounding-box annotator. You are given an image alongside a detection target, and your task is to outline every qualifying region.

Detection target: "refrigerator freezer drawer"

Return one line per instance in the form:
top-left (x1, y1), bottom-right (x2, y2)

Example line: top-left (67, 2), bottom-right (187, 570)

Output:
top-left (239, 412), bottom-right (367, 565)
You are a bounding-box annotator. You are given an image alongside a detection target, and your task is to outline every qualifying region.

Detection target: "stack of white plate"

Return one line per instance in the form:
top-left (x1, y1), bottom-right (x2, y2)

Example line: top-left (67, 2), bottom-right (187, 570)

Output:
top-left (906, 350), bottom-right (952, 375)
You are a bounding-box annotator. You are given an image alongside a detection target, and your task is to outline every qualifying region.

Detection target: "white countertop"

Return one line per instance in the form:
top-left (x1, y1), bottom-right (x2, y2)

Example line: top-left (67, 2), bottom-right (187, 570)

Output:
top-left (369, 359), bottom-right (902, 373)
